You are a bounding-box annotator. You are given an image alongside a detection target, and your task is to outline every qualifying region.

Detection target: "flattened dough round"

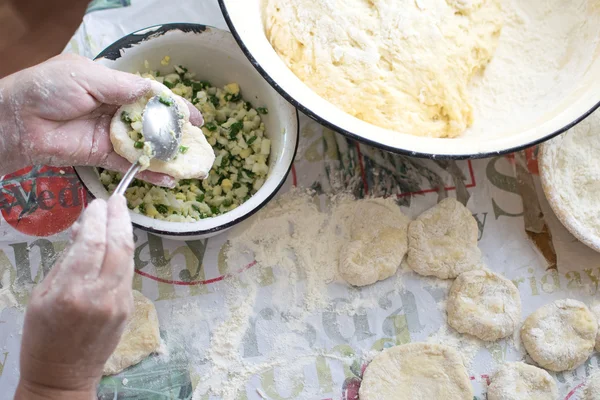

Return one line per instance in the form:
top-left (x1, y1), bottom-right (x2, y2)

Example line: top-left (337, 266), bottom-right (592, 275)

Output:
top-left (487, 362), bottom-right (558, 400)
top-left (359, 343), bottom-right (473, 400)
top-left (103, 290), bottom-right (161, 375)
top-left (521, 299), bottom-right (597, 372)
top-left (339, 199), bottom-right (410, 286)
top-left (407, 198), bottom-right (482, 279)
top-left (447, 269), bottom-right (521, 341)
top-left (585, 371), bottom-right (600, 400)
top-left (110, 79), bottom-right (215, 180)
top-left (592, 304), bottom-right (600, 352)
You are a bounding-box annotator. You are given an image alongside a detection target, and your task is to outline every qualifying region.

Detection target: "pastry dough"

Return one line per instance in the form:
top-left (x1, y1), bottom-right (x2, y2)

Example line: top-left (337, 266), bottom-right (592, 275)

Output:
top-left (264, 0), bottom-right (503, 137)
top-left (103, 290), bottom-right (161, 375)
top-left (447, 269), bottom-right (521, 341)
top-left (521, 299), bottom-right (597, 372)
top-left (487, 362), bottom-right (558, 400)
top-left (407, 198), bottom-right (482, 279)
top-left (338, 199), bottom-right (410, 286)
top-left (110, 79), bottom-right (215, 180)
top-left (359, 343), bottom-right (473, 399)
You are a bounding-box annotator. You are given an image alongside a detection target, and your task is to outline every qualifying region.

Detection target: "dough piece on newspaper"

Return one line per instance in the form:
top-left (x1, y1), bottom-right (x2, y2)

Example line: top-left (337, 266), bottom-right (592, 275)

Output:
top-left (339, 199), bottom-right (410, 286)
top-left (592, 304), bottom-right (600, 352)
top-left (359, 343), bottom-right (473, 400)
top-left (407, 198), bottom-right (482, 279)
top-left (103, 290), bottom-right (161, 375)
top-left (584, 371), bottom-right (600, 400)
top-left (447, 269), bottom-right (521, 341)
top-left (110, 79), bottom-right (215, 180)
top-left (487, 362), bottom-right (558, 400)
top-left (521, 299), bottom-right (597, 372)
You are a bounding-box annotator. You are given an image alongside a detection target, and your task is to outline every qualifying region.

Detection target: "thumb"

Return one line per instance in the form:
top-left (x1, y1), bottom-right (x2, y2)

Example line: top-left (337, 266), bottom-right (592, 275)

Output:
top-left (75, 59), bottom-right (151, 105)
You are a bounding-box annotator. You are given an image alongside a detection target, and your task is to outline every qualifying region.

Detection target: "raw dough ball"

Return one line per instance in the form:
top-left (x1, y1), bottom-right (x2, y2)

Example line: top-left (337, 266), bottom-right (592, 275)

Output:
top-left (103, 290), bottom-right (161, 375)
top-left (593, 304), bottom-right (600, 352)
top-left (110, 79), bottom-right (215, 180)
top-left (521, 299), bottom-right (597, 372)
top-left (359, 343), bottom-right (473, 399)
top-left (407, 198), bottom-right (482, 279)
top-left (447, 269), bottom-right (521, 341)
top-left (264, 0), bottom-right (502, 137)
top-left (339, 199), bottom-right (410, 286)
top-left (584, 371), bottom-right (600, 400)
top-left (487, 362), bottom-right (558, 400)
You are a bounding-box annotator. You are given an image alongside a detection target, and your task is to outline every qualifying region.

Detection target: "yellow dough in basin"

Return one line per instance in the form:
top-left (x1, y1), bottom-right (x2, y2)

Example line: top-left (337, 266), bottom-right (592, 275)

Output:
top-left (265, 0), bottom-right (503, 137)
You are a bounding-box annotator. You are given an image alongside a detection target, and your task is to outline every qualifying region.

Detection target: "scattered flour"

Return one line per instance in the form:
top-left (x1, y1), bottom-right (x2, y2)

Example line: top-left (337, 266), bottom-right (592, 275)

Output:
top-left (427, 324), bottom-right (485, 369)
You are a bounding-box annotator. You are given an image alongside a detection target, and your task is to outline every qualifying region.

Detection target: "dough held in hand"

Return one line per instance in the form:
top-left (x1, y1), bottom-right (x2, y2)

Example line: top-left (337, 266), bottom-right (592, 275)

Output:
top-left (110, 79), bottom-right (215, 180)
top-left (359, 343), bottom-right (473, 400)
top-left (103, 290), bottom-right (161, 375)
top-left (339, 199), bottom-right (410, 286)
top-left (487, 362), bottom-right (558, 400)
top-left (521, 299), bottom-right (597, 372)
top-left (447, 269), bottom-right (521, 341)
top-left (407, 198), bottom-right (482, 279)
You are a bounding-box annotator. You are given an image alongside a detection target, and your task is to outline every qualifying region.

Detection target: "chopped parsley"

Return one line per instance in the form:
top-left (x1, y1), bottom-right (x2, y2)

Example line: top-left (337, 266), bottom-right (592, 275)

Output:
top-left (246, 136), bottom-right (257, 145)
top-left (155, 204), bottom-right (169, 214)
top-left (134, 141), bottom-right (144, 149)
top-left (159, 95), bottom-right (174, 106)
top-left (179, 145), bottom-right (190, 154)
top-left (229, 121), bottom-right (243, 139)
top-left (121, 111), bottom-right (133, 123)
top-left (205, 122), bottom-right (217, 131)
top-left (209, 95), bottom-right (220, 107)
top-left (257, 107), bottom-right (268, 115)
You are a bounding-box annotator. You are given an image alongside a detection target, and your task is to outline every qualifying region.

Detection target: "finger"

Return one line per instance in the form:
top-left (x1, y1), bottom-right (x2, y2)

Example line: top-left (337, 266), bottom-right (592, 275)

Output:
top-left (72, 59), bottom-right (151, 105)
top-left (52, 199), bottom-right (108, 281)
top-left (182, 98), bottom-right (204, 127)
top-left (99, 195), bottom-right (135, 287)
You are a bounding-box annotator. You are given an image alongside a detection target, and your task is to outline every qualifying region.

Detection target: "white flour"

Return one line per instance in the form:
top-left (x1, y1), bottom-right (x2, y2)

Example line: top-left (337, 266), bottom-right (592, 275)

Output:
top-left (190, 190), bottom-right (406, 399)
top-left (467, 0), bottom-right (600, 138)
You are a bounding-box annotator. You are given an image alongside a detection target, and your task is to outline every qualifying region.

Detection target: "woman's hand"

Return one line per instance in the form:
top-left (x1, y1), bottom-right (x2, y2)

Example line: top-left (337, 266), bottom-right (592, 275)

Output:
top-left (0, 53), bottom-right (203, 186)
top-left (15, 195), bottom-right (135, 400)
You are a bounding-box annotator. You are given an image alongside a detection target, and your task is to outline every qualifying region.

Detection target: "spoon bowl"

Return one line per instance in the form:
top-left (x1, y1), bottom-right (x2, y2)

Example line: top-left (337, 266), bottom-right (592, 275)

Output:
top-left (142, 95), bottom-right (183, 161)
top-left (113, 95), bottom-right (183, 196)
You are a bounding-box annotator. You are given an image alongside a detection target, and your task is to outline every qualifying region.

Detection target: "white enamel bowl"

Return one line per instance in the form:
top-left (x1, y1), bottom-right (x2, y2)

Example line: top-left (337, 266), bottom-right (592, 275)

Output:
top-left (218, 0), bottom-right (600, 159)
top-left (75, 24), bottom-right (299, 240)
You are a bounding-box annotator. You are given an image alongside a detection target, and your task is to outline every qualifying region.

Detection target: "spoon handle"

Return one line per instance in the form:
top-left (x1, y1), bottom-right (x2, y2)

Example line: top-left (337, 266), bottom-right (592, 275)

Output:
top-left (113, 161), bottom-right (142, 197)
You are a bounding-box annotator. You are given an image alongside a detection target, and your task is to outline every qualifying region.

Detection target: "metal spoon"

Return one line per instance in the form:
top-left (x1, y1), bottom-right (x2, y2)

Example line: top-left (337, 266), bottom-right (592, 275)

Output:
top-left (113, 96), bottom-right (183, 195)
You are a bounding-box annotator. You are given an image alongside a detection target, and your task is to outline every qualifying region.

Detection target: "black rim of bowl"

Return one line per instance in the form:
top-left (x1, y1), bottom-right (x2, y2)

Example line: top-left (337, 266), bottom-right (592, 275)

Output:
top-left (217, 0), bottom-right (600, 160)
top-left (74, 22), bottom-right (301, 237)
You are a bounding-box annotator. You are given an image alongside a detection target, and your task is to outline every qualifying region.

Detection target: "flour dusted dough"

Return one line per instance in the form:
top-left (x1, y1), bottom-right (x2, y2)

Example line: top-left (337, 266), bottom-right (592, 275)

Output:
top-left (521, 299), bottom-right (597, 372)
top-left (359, 343), bottom-right (473, 399)
top-left (585, 371), bottom-right (600, 400)
top-left (264, 0), bottom-right (502, 137)
top-left (110, 79), bottom-right (215, 180)
top-left (339, 199), bottom-right (410, 286)
top-left (447, 269), bottom-right (521, 341)
top-left (593, 304), bottom-right (600, 352)
top-left (407, 198), bottom-right (482, 279)
top-left (103, 290), bottom-right (161, 375)
top-left (487, 362), bottom-right (558, 400)
top-left (540, 110), bottom-right (600, 251)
